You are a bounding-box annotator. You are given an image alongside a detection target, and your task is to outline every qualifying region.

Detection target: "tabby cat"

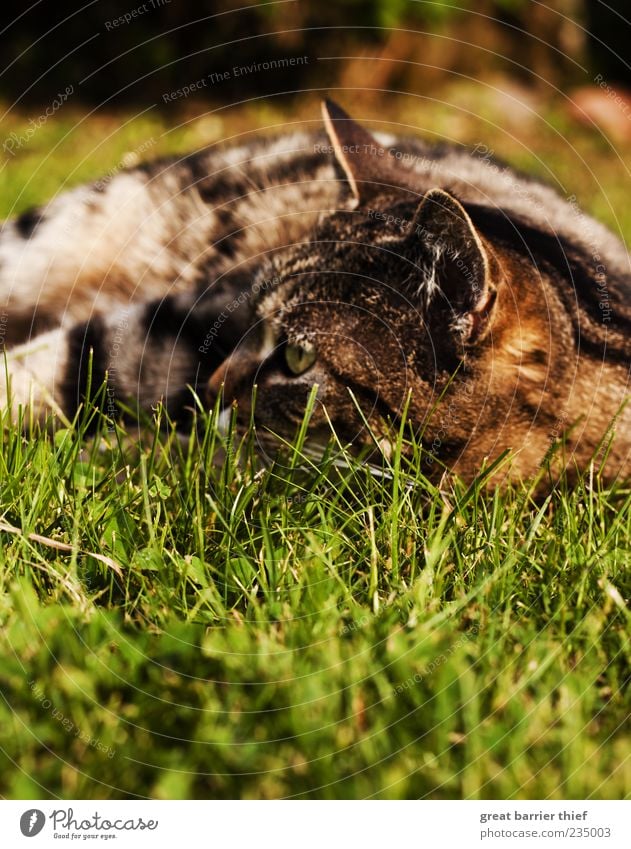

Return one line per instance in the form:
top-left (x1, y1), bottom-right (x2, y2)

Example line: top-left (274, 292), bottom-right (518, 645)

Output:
top-left (1, 100), bottom-right (630, 484)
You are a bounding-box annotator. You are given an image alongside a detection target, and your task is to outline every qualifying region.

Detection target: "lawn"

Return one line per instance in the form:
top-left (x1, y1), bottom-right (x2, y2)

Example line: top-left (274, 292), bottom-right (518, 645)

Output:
top-left (0, 93), bottom-right (629, 799)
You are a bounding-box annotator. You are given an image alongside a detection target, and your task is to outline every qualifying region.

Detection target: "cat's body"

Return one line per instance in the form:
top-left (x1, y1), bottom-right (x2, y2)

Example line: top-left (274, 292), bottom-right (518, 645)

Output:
top-left (1, 101), bottom-right (630, 484)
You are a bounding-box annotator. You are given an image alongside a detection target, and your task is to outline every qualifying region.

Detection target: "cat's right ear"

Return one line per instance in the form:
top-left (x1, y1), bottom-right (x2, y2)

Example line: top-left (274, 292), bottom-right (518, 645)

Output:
top-left (321, 99), bottom-right (396, 204)
top-left (413, 188), bottom-right (497, 346)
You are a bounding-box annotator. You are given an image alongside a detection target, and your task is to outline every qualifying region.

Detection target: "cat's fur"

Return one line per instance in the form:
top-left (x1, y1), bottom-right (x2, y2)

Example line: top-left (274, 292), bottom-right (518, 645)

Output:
top-left (1, 100), bottom-right (630, 484)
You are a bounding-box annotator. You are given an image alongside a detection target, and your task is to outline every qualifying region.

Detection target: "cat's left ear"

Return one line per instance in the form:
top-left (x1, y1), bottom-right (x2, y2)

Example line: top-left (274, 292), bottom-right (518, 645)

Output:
top-left (321, 99), bottom-right (396, 204)
top-left (413, 188), bottom-right (497, 345)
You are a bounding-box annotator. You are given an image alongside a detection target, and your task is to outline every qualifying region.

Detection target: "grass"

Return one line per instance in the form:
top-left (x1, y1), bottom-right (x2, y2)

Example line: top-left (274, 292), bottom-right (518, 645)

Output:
top-left (0, 94), bottom-right (630, 799)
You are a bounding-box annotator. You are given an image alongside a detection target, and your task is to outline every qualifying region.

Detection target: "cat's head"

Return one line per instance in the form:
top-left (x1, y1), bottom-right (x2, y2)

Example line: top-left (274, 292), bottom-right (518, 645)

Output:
top-left (207, 101), bottom-right (503, 463)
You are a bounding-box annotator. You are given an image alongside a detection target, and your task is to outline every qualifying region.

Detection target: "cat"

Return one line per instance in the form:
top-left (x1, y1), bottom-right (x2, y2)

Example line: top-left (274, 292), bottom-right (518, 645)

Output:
top-left (1, 99), bottom-right (630, 485)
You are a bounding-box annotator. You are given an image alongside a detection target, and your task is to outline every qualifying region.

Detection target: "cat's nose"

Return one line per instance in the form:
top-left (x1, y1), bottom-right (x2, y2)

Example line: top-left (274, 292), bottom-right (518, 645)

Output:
top-left (206, 349), bottom-right (261, 409)
top-left (207, 358), bottom-right (230, 403)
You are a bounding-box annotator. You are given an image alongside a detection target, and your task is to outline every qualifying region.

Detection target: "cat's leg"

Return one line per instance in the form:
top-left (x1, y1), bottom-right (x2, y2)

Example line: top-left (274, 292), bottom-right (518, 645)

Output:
top-left (0, 327), bottom-right (70, 420)
top-left (1, 280), bottom-right (253, 424)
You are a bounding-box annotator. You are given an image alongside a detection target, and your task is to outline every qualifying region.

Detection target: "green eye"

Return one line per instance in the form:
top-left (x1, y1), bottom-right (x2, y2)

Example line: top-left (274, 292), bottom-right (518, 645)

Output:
top-left (285, 343), bottom-right (317, 376)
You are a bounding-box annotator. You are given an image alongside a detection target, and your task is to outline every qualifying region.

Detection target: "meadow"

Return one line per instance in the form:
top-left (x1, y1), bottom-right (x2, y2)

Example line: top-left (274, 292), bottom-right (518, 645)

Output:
top-left (0, 93), bottom-right (629, 799)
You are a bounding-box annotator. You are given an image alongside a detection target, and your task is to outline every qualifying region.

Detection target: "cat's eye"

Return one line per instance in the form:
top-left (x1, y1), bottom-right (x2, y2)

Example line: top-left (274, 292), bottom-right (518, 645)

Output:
top-left (284, 343), bottom-right (317, 376)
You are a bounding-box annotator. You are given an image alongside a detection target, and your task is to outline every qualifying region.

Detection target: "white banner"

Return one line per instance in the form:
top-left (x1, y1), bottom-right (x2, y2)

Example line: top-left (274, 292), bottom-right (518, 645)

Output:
top-left (0, 800), bottom-right (629, 848)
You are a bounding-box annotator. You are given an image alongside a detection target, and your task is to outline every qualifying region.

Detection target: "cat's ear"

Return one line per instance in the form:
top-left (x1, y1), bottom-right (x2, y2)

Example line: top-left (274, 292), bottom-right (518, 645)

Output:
top-left (413, 188), bottom-right (497, 345)
top-left (321, 99), bottom-right (395, 204)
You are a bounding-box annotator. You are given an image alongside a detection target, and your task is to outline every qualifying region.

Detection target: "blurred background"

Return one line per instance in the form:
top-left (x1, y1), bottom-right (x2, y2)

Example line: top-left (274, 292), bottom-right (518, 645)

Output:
top-left (2, 0), bottom-right (631, 234)
top-left (2, 1), bottom-right (630, 104)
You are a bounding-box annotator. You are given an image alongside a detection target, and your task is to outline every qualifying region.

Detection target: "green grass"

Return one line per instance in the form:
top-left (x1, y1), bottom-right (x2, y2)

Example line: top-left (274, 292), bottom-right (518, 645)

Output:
top-left (0, 96), bottom-right (630, 799)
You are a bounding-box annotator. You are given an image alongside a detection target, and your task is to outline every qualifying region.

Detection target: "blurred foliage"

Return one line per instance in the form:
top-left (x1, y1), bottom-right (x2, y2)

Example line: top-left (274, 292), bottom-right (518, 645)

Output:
top-left (0, 0), bottom-right (627, 108)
